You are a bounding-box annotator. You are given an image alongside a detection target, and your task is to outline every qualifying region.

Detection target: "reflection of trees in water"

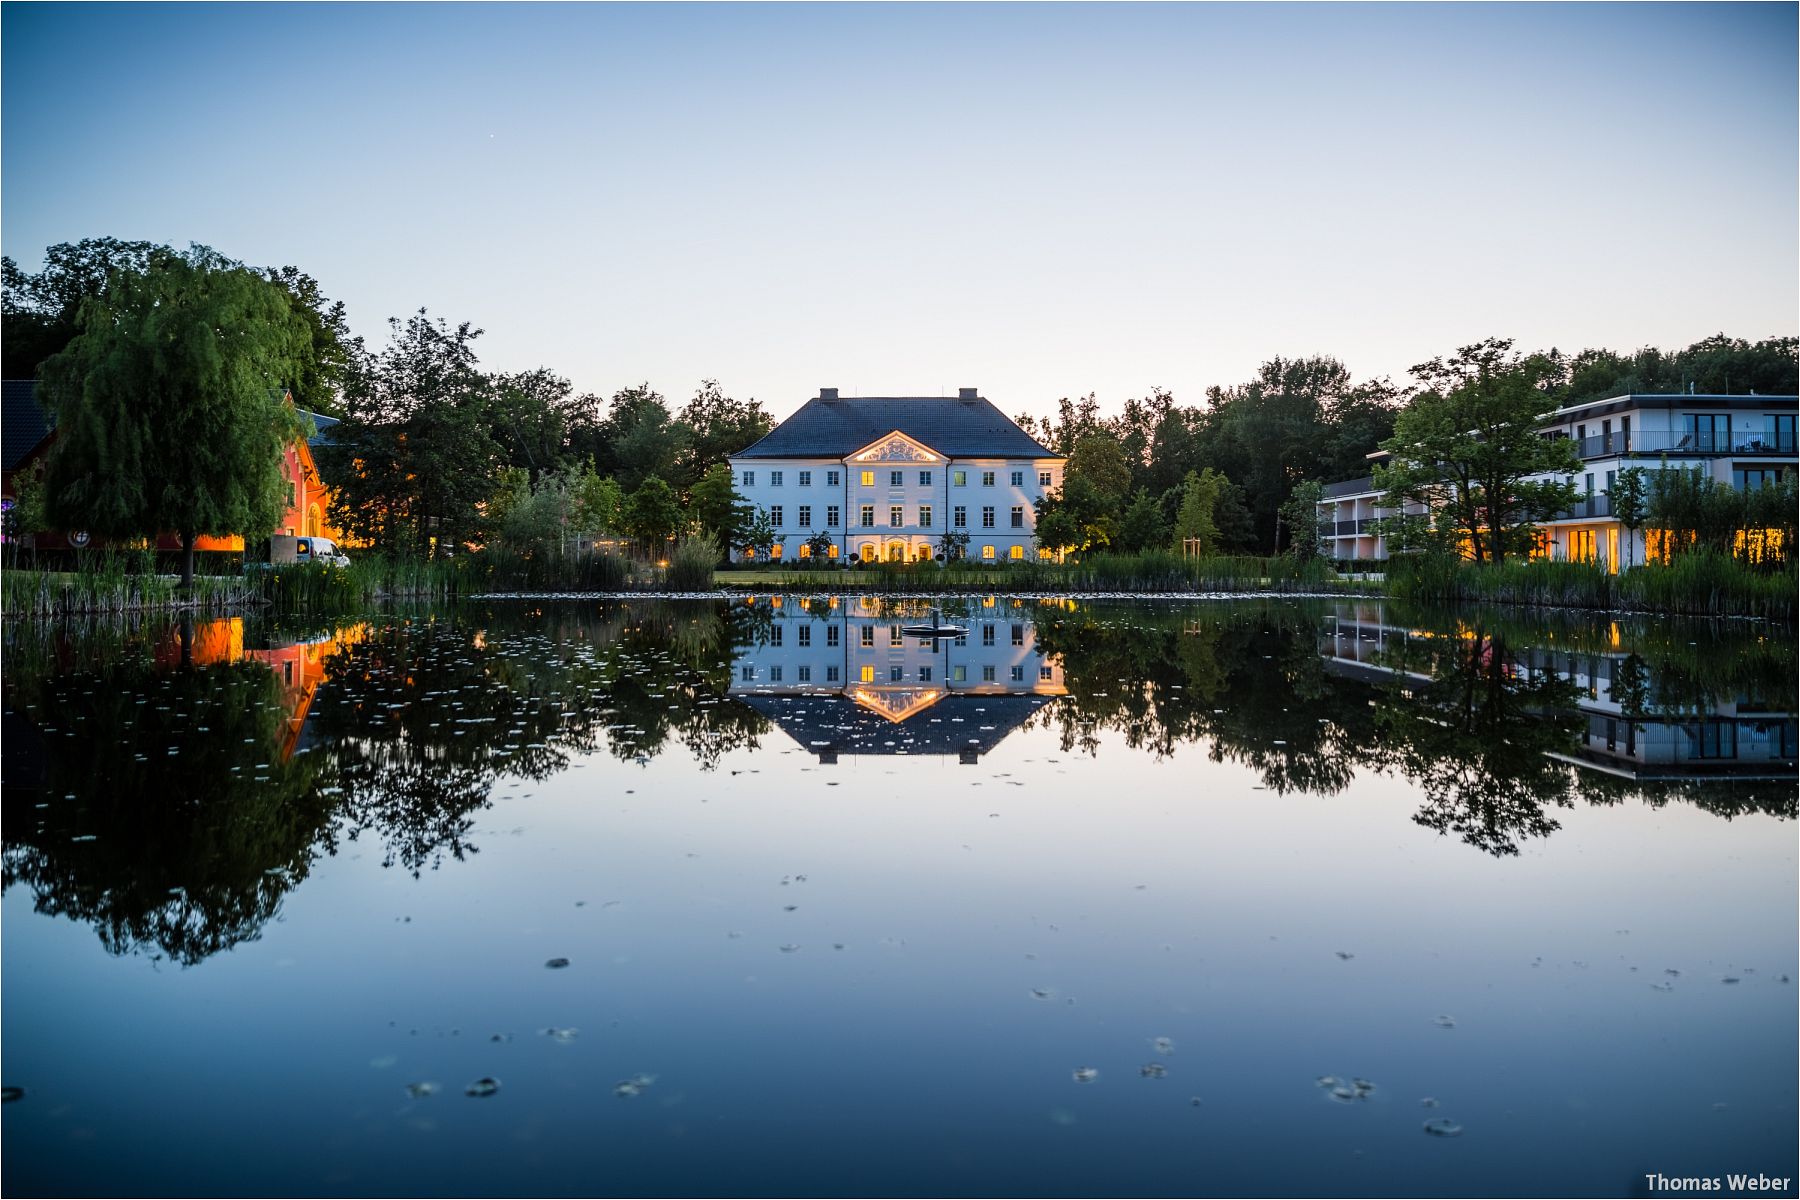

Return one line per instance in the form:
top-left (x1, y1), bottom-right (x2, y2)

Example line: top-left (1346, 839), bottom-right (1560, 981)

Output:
top-left (2, 658), bottom-right (333, 965)
top-left (1032, 602), bottom-right (1794, 858)
top-left (1365, 625), bottom-right (1585, 857)
top-left (1, 602), bottom-right (769, 963)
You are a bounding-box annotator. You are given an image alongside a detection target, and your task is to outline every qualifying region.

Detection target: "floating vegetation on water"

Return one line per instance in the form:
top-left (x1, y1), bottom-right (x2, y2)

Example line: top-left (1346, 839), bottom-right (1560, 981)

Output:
top-left (1190, 1096), bottom-right (1204, 1107)
top-left (1072, 1068), bottom-right (1099, 1084)
top-left (1334, 951), bottom-right (1354, 960)
top-left (614, 1074), bottom-right (656, 1098)
top-left (542, 1027), bottom-right (578, 1043)
top-left (544, 957), bottom-right (570, 969)
top-left (1721, 977), bottom-right (1741, 984)
top-left (1319, 1075), bottom-right (1376, 1103)
top-left (369, 1055), bottom-right (398, 1069)
top-left (1140, 1063), bottom-right (1167, 1079)
top-left (465, 1078), bottom-right (501, 1098)
top-left (405, 1082), bottom-right (440, 1099)
top-left (1152, 1037), bottom-right (1175, 1055)
top-left (778, 943), bottom-right (800, 953)
top-left (1433, 1015), bottom-right (1457, 1029)
top-left (1030, 988), bottom-right (1057, 1001)
top-left (1422, 1118), bottom-right (1464, 1137)
top-left (1421, 1097), bottom-right (1438, 1108)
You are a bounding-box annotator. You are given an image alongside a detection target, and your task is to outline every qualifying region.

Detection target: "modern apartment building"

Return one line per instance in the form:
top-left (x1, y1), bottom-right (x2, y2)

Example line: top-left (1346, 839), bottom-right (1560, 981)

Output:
top-left (727, 389), bottom-right (1065, 564)
top-left (1315, 393), bottom-right (1797, 569)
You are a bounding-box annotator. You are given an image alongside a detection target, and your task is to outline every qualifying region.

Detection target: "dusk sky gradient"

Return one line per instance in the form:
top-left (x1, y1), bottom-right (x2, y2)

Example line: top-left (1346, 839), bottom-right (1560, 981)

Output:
top-left (4, 2), bottom-right (1795, 422)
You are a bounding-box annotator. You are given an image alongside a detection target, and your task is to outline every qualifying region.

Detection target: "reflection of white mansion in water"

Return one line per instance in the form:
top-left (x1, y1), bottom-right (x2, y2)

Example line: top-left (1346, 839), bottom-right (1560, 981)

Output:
top-left (729, 597), bottom-right (1066, 763)
top-left (1319, 604), bottom-right (1798, 782)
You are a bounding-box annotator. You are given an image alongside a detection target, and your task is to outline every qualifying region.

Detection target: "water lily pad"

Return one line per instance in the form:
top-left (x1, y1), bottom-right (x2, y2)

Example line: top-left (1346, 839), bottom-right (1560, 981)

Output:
top-left (1423, 1118), bottom-right (1464, 1137)
top-left (465, 1077), bottom-right (500, 1098)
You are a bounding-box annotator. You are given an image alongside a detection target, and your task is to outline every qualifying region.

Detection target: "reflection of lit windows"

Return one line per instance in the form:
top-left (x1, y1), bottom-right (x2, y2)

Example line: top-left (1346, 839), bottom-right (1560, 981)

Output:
top-left (826, 665), bottom-right (840, 682)
top-left (1011, 665), bottom-right (1024, 682)
top-left (798, 665), bottom-right (812, 682)
top-left (889, 666), bottom-right (903, 682)
top-left (952, 665), bottom-right (967, 682)
top-left (982, 665), bottom-right (996, 682)
top-left (861, 470), bottom-right (875, 486)
top-left (860, 665), bottom-right (875, 683)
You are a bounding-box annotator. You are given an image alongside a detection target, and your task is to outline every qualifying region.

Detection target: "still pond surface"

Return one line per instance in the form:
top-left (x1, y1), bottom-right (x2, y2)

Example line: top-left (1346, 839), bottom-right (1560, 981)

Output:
top-left (3, 597), bottom-right (1796, 1198)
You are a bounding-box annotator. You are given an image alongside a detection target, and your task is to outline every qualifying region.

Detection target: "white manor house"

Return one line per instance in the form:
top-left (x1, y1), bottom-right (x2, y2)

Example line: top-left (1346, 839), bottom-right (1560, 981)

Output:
top-left (728, 388), bottom-right (1065, 564)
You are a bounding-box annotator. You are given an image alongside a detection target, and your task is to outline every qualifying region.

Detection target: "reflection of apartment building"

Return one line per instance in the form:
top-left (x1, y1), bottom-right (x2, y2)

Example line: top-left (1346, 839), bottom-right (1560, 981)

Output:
top-left (1316, 393), bottom-right (1797, 569)
top-left (727, 389), bottom-right (1065, 564)
top-left (728, 597), bottom-right (1065, 762)
top-left (1318, 606), bottom-right (1797, 782)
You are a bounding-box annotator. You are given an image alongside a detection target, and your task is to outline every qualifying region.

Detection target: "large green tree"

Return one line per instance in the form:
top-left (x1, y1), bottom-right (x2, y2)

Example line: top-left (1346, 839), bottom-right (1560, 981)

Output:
top-left (1374, 338), bottom-right (1581, 565)
top-left (321, 309), bottom-right (502, 557)
top-left (690, 462), bottom-right (752, 553)
top-left (37, 247), bottom-right (311, 585)
top-left (673, 380), bottom-right (772, 488)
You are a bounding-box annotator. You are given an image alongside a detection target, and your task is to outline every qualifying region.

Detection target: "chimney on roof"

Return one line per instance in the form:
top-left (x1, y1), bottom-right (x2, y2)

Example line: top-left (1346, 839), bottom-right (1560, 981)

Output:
top-left (820, 388), bottom-right (838, 401)
top-left (958, 387), bottom-right (978, 401)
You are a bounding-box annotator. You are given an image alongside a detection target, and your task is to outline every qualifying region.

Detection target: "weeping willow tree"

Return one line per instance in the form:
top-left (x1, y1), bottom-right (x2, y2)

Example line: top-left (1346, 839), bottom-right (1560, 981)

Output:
top-left (37, 247), bottom-right (311, 587)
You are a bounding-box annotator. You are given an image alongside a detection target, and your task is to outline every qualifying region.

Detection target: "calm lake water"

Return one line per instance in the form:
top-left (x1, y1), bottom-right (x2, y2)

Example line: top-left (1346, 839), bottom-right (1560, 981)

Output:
top-left (3, 597), bottom-right (1796, 1199)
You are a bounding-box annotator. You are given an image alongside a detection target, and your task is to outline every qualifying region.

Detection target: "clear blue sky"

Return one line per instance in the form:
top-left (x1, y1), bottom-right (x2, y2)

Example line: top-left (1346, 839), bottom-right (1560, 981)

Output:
top-left (4, 2), bottom-right (1795, 421)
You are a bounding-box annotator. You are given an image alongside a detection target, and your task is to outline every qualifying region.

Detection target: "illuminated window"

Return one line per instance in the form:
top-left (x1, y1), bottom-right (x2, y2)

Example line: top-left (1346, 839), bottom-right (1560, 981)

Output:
top-left (861, 543), bottom-right (876, 562)
top-left (953, 470), bottom-right (967, 486)
top-left (742, 547), bottom-right (755, 560)
top-left (828, 544), bottom-right (840, 558)
top-left (770, 544), bottom-right (783, 559)
top-left (982, 544), bottom-right (996, 560)
top-left (861, 470), bottom-right (875, 487)
top-left (1009, 545), bottom-right (1024, 560)
top-left (798, 544), bottom-right (811, 558)
top-left (1571, 530), bottom-right (1596, 563)
top-left (860, 665), bottom-right (875, 683)
top-left (952, 665), bottom-right (967, 682)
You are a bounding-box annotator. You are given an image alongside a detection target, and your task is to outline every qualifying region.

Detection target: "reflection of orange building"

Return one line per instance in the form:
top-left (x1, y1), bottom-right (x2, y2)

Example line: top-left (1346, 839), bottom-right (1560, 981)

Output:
top-left (1, 380), bottom-right (348, 552)
top-left (155, 618), bottom-right (366, 761)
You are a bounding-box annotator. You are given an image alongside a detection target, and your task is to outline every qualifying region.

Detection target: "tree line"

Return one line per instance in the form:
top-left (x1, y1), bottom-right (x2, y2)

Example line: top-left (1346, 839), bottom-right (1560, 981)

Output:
top-left (5, 237), bottom-right (1793, 577)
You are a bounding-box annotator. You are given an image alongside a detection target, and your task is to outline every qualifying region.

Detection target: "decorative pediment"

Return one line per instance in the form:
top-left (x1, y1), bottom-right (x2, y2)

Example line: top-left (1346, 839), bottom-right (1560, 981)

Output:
top-left (848, 685), bottom-right (947, 723)
top-left (848, 431), bottom-right (941, 464)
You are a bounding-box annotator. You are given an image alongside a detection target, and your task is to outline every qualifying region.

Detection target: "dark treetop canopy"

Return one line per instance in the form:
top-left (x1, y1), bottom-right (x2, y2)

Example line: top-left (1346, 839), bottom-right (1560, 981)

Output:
top-left (733, 394), bottom-right (1056, 460)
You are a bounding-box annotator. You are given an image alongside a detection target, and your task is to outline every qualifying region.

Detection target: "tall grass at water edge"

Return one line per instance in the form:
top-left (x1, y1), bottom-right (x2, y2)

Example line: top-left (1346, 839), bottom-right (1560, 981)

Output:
top-left (2, 554), bottom-right (257, 618)
top-left (1388, 552), bottom-right (1796, 620)
top-left (722, 552), bottom-right (1353, 595)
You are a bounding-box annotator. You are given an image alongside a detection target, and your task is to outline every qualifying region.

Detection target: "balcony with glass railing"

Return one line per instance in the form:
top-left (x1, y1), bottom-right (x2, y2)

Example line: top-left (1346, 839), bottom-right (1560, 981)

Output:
top-left (1567, 429), bottom-right (1797, 460)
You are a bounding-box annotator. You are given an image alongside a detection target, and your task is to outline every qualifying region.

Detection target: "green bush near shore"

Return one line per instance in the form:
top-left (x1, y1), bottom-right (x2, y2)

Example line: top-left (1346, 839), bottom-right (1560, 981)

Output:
top-left (1388, 552), bottom-right (1796, 620)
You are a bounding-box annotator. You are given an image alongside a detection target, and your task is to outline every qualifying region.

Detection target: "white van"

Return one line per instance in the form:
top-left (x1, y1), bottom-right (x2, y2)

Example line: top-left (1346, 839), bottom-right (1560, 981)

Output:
top-left (270, 534), bottom-right (350, 567)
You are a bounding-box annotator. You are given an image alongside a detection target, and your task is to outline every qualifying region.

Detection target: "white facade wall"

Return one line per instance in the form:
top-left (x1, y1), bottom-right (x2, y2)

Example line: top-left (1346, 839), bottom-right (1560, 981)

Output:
top-left (729, 447), bottom-right (1064, 564)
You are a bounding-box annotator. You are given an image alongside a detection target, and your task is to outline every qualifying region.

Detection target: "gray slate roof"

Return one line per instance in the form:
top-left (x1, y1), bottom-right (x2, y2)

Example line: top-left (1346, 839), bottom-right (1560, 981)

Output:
top-left (734, 395), bottom-right (1056, 460)
top-left (3, 380), bottom-right (55, 472)
top-left (740, 692), bottom-right (1054, 759)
